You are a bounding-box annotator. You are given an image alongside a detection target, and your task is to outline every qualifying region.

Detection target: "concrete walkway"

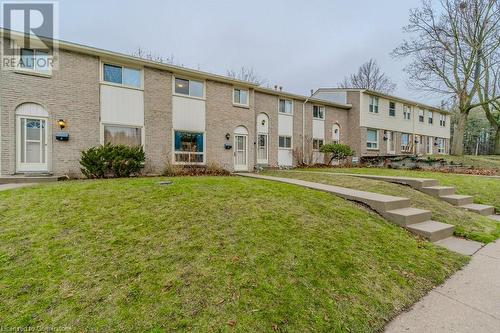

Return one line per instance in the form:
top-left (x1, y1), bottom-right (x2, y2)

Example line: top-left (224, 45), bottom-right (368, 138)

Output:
top-left (385, 240), bottom-right (500, 332)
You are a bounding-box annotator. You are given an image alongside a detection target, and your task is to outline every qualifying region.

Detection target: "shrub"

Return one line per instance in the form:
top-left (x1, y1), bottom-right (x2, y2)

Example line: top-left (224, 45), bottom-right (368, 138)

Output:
top-left (80, 143), bottom-right (145, 178)
top-left (320, 143), bottom-right (355, 165)
top-left (163, 162), bottom-right (230, 177)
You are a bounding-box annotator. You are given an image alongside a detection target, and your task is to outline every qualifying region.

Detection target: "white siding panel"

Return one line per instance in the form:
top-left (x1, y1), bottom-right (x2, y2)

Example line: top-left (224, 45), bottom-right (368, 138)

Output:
top-left (278, 149), bottom-right (293, 166)
top-left (313, 119), bottom-right (325, 139)
top-left (278, 114), bottom-right (293, 136)
top-left (101, 85), bottom-right (144, 126)
top-left (172, 96), bottom-right (206, 132)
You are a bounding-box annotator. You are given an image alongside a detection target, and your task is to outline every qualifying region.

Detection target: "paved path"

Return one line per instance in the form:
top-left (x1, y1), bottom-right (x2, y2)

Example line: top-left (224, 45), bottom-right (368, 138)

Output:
top-left (385, 240), bottom-right (500, 332)
top-left (0, 183), bottom-right (34, 191)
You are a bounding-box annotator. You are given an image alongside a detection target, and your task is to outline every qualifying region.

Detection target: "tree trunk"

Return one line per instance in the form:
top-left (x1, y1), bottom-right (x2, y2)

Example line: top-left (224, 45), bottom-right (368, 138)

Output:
top-left (494, 126), bottom-right (500, 155)
top-left (451, 111), bottom-right (468, 156)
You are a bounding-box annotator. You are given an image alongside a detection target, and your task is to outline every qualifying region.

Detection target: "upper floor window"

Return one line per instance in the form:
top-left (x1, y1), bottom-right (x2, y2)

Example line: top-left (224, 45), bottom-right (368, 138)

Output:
top-left (20, 48), bottom-right (49, 71)
top-left (174, 78), bottom-right (204, 98)
top-left (313, 106), bottom-right (325, 119)
top-left (279, 99), bottom-right (293, 115)
top-left (439, 114), bottom-right (447, 127)
top-left (369, 96), bottom-right (379, 113)
top-left (103, 63), bottom-right (142, 88)
top-left (389, 101), bottom-right (396, 117)
top-left (428, 111), bottom-right (434, 124)
top-left (418, 109), bottom-right (425, 123)
top-left (233, 88), bottom-right (249, 106)
top-left (403, 105), bottom-right (411, 120)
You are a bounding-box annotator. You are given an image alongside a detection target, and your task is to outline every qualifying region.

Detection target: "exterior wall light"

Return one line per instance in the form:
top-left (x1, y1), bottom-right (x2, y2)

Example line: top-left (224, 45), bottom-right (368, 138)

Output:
top-left (261, 119), bottom-right (266, 126)
top-left (225, 133), bottom-right (230, 140)
top-left (57, 119), bottom-right (66, 129)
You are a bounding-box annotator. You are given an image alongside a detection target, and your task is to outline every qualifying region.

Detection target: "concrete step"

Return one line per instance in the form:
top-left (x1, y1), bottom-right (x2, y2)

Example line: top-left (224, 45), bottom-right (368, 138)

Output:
top-left (421, 186), bottom-right (455, 197)
top-left (459, 203), bottom-right (495, 216)
top-left (439, 194), bottom-right (474, 206)
top-left (406, 221), bottom-right (455, 242)
top-left (383, 207), bottom-right (432, 227)
top-left (0, 175), bottom-right (59, 184)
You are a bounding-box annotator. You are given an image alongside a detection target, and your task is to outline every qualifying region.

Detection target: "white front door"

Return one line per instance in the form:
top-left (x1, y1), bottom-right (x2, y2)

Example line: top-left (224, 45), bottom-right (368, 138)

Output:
top-left (427, 137), bottom-right (433, 154)
top-left (17, 116), bottom-right (48, 172)
top-left (257, 134), bottom-right (268, 164)
top-left (387, 131), bottom-right (395, 154)
top-left (234, 134), bottom-right (248, 171)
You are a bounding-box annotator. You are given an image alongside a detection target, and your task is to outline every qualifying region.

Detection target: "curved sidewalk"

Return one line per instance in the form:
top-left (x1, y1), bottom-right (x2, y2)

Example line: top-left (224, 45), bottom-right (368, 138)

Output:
top-left (385, 240), bottom-right (500, 332)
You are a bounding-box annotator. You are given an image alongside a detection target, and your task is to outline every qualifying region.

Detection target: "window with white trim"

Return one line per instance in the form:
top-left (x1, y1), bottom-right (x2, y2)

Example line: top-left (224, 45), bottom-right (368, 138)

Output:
top-left (313, 106), bottom-right (325, 119)
top-left (279, 99), bottom-right (293, 115)
top-left (369, 96), bottom-right (379, 113)
top-left (439, 114), bottom-right (447, 127)
top-left (312, 139), bottom-right (324, 150)
top-left (103, 63), bottom-right (142, 88)
top-left (233, 88), bottom-right (249, 106)
top-left (389, 101), bottom-right (396, 117)
top-left (174, 78), bottom-right (204, 98)
top-left (401, 133), bottom-right (411, 152)
top-left (428, 111), bottom-right (434, 124)
top-left (174, 131), bottom-right (204, 163)
top-left (418, 109), bottom-right (425, 123)
top-left (104, 125), bottom-right (142, 147)
top-left (366, 129), bottom-right (378, 149)
top-left (437, 138), bottom-right (446, 154)
top-left (403, 105), bottom-right (411, 120)
top-left (278, 136), bottom-right (292, 148)
top-left (19, 48), bottom-right (50, 72)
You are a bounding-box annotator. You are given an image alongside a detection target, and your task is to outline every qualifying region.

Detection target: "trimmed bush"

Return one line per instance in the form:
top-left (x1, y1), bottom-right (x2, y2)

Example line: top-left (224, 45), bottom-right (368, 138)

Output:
top-left (320, 143), bottom-right (355, 165)
top-left (80, 144), bottom-right (145, 178)
top-left (163, 162), bottom-right (230, 177)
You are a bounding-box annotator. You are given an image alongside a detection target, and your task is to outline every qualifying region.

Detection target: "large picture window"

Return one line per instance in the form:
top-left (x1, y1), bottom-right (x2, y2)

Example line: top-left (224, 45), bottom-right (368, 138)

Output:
top-left (103, 64), bottom-right (142, 88)
top-left (366, 129), bottom-right (378, 149)
top-left (104, 125), bottom-right (142, 147)
top-left (174, 131), bottom-right (204, 163)
top-left (175, 78), bottom-right (204, 98)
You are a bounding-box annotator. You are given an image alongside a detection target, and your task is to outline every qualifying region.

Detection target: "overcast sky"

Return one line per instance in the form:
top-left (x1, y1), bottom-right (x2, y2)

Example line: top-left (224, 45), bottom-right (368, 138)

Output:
top-left (56, 0), bottom-right (437, 104)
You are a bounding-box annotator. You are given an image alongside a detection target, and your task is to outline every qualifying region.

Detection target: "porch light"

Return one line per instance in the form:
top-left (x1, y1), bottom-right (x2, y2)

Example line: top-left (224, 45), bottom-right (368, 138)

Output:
top-left (225, 133), bottom-right (230, 140)
top-left (57, 119), bottom-right (66, 129)
top-left (261, 119), bottom-right (266, 126)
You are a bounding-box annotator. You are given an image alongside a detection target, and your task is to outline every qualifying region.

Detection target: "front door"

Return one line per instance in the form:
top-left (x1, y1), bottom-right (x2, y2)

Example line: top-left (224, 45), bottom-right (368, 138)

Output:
top-left (234, 134), bottom-right (248, 171)
top-left (387, 131), bottom-right (395, 154)
top-left (257, 134), bottom-right (268, 164)
top-left (427, 137), bottom-right (433, 154)
top-left (17, 116), bottom-right (48, 172)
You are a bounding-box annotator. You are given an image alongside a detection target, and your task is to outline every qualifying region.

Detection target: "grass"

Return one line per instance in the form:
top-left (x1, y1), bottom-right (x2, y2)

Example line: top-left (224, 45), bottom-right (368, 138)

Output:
top-left (0, 177), bottom-right (468, 332)
top-left (427, 154), bottom-right (500, 170)
top-left (304, 167), bottom-right (500, 213)
top-left (264, 170), bottom-right (500, 244)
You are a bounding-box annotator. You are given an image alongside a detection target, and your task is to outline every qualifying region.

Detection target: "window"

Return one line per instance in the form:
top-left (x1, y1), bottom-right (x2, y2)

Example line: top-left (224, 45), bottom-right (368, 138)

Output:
top-left (104, 125), bottom-right (142, 147)
top-left (19, 48), bottom-right (50, 71)
top-left (103, 64), bottom-right (142, 88)
top-left (313, 139), bottom-right (324, 150)
top-left (233, 88), bottom-right (249, 106)
top-left (439, 114), bottom-right (447, 127)
top-left (313, 106), bottom-right (325, 119)
top-left (279, 99), bottom-right (293, 115)
top-left (369, 96), bottom-right (379, 113)
top-left (389, 101), bottom-right (396, 117)
top-left (418, 109), bottom-right (425, 123)
top-left (278, 136), bottom-right (292, 148)
top-left (401, 133), bottom-right (411, 152)
top-left (437, 138), bottom-right (446, 154)
top-left (174, 131), bottom-right (204, 163)
top-left (428, 111), bottom-right (434, 124)
top-left (174, 78), bottom-right (204, 98)
top-left (366, 129), bottom-right (378, 149)
top-left (403, 105), bottom-right (411, 120)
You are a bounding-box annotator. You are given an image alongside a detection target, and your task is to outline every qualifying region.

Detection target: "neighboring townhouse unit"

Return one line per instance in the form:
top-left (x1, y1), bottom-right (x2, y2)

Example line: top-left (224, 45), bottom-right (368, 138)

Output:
top-left (0, 30), bottom-right (352, 177)
top-left (313, 88), bottom-right (451, 157)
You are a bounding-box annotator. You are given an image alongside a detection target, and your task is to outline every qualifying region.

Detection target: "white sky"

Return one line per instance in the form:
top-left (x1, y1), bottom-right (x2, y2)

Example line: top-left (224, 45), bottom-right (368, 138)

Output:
top-left (25, 0), bottom-right (446, 104)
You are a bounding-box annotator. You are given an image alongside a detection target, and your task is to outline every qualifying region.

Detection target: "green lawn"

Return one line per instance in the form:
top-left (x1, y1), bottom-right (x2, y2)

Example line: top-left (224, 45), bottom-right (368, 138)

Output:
top-left (0, 177), bottom-right (467, 332)
top-left (427, 154), bottom-right (500, 170)
top-left (264, 170), bottom-right (500, 244)
top-left (305, 167), bottom-right (500, 212)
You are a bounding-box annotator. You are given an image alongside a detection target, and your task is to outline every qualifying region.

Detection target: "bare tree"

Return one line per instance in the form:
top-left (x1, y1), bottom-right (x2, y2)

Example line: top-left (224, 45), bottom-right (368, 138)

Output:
top-left (338, 59), bottom-right (397, 93)
top-left (478, 50), bottom-right (500, 154)
top-left (226, 66), bottom-right (267, 85)
top-left (393, 0), bottom-right (500, 155)
top-left (132, 47), bottom-right (177, 65)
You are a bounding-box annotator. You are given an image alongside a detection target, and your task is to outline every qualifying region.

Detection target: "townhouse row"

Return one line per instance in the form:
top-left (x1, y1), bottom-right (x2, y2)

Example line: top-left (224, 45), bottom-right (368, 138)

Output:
top-left (0, 30), bottom-right (451, 177)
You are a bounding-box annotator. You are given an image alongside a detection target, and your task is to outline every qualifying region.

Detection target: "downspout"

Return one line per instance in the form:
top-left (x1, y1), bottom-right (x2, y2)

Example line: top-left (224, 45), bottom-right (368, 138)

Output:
top-left (302, 95), bottom-right (311, 165)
